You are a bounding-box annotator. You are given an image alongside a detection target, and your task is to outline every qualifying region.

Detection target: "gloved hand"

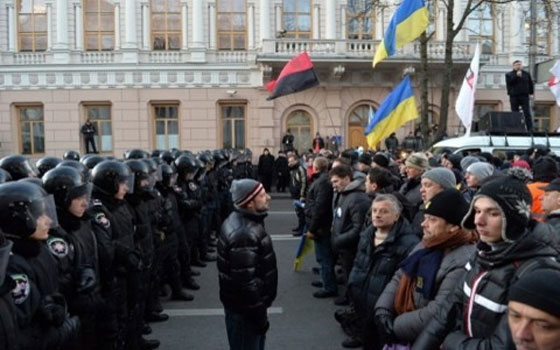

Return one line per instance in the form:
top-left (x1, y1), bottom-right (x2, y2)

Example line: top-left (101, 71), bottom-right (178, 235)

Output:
top-left (75, 267), bottom-right (97, 294)
top-left (375, 313), bottom-right (397, 346)
top-left (58, 315), bottom-right (81, 344)
top-left (40, 293), bottom-right (67, 327)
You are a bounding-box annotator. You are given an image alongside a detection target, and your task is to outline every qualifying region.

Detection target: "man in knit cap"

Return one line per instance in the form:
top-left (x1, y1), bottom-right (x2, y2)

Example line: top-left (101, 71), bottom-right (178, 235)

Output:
top-left (463, 162), bottom-right (494, 202)
top-left (508, 267), bottom-right (560, 350)
top-left (399, 152), bottom-right (429, 219)
top-left (218, 179), bottom-right (278, 350)
top-left (411, 167), bottom-right (457, 233)
top-left (527, 156), bottom-right (559, 221)
top-left (540, 178), bottom-right (560, 233)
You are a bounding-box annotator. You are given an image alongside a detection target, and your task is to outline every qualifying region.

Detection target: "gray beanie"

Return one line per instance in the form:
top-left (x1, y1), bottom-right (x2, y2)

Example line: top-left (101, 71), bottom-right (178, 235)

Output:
top-left (460, 156), bottom-right (480, 171)
top-left (422, 167), bottom-right (457, 189)
top-left (230, 179), bottom-right (264, 207)
top-left (466, 162), bottom-right (494, 182)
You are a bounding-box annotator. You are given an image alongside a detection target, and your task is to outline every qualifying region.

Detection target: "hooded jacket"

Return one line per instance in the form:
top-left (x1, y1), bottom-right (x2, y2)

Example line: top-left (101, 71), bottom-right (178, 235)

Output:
top-left (331, 179), bottom-right (371, 253)
top-left (218, 207), bottom-right (278, 323)
top-left (304, 171), bottom-right (334, 236)
top-left (413, 221), bottom-right (559, 350)
top-left (348, 219), bottom-right (419, 322)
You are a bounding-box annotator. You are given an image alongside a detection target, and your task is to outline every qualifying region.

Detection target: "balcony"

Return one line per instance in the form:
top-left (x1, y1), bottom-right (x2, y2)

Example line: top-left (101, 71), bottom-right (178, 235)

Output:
top-left (259, 39), bottom-right (477, 63)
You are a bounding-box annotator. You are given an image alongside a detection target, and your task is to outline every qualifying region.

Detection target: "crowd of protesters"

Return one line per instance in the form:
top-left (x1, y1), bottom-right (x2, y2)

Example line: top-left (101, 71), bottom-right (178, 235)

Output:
top-left (284, 137), bottom-right (560, 350)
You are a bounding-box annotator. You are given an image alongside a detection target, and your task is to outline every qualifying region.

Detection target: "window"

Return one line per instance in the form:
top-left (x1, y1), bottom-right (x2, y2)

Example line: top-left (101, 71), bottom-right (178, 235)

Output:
top-left (151, 0), bottom-right (181, 50)
top-left (221, 104), bottom-right (246, 149)
top-left (348, 104), bottom-right (375, 149)
top-left (283, 0), bottom-right (311, 39)
top-left (346, 0), bottom-right (374, 40)
top-left (17, 0), bottom-right (47, 52)
top-left (84, 104), bottom-right (113, 152)
top-left (217, 0), bottom-right (246, 50)
top-left (466, 4), bottom-right (494, 54)
top-left (286, 110), bottom-right (312, 153)
top-left (84, 0), bottom-right (115, 51)
top-left (524, 3), bottom-right (552, 56)
top-left (17, 105), bottom-right (44, 155)
top-left (533, 104), bottom-right (552, 132)
top-left (152, 104), bottom-right (179, 150)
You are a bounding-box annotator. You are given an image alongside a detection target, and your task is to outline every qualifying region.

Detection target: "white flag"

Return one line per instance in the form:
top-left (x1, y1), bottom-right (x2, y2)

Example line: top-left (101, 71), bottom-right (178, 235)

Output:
top-left (549, 60), bottom-right (560, 106)
top-left (455, 44), bottom-right (480, 137)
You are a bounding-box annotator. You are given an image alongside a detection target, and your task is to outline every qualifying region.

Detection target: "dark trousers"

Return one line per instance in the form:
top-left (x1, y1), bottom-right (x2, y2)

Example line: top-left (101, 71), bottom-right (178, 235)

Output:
top-left (314, 232), bottom-right (337, 293)
top-left (225, 310), bottom-right (266, 350)
top-left (84, 136), bottom-right (97, 153)
top-left (510, 95), bottom-right (533, 131)
top-left (276, 175), bottom-right (287, 192)
top-left (259, 175), bottom-right (273, 193)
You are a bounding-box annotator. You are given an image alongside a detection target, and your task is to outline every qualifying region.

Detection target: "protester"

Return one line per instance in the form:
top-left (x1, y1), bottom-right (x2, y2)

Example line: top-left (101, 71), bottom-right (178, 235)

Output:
top-left (288, 153), bottom-right (308, 236)
top-left (413, 176), bottom-right (559, 349)
top-left (540, 178), bottom-right (560, 233)
top-left (282, 129), bottom-right (295, 152)
top-left (313, 132), bottom-right (325, 152)
top-left (385, 133), bottom-right (399, 155)
top-left (274, 150), bottom-right (289, 192)
top-left (506, 60), bottom-right (535, 131)
top-left (257, 148), bottom-right (275, 193)
top-left (463, 161), bottom-right (494, 202)
top-left (399, 152), bottom-right (429, 218)
top-left (218, 179), bottom-right (278, 350)
top-left (345, 195), bottom-right (419, 349)
top-left (375, 189), bottom-right (476, 346)
top-left (357, 153), bottom-right (372, 174)
top-left (527, 156), bottom-right (559, 221)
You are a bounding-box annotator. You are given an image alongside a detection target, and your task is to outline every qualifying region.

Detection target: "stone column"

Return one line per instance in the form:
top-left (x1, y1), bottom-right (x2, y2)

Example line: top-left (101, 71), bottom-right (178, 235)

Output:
top-left (313, 4), bottom-right (320, 39)
top-left (453, 0), bottom-right (466, 41)
top-left (208, 2), bottom-right (216, 49)
top-left (7, 2), bottom-right (16, 52)
top-left (325, 0), bottom-right (336, 39)
top-left (509, 1), bottom-right (523, 53)
top-left (192, 0), bottom-right (204, 48)
top-left (248, 3), bottom-right (255, 49)
top-left (141, 2), bottom-right (150, 49)
top-left (552, 13), bottom-right (559, 55)
top-left (54, 0), bottom-right (69, 49)
top-left (114, 1), bottom-right (121, 49)
top-left (74, 1), bottom-right (83, 50)
top-left (123, 0), bottom-right (138, 48)
top-left (436, 7), bottom-right (444, 41)
top-left (181, 1), bottom-right (188, 49)
top-left (259, 0), bottom-right (270, 45)
top-left (376, 8), bottom-right (383, 40)
top-left (47, 1), bottom-right (53, 49)
top-left (339, 4), bottom-right (346, 39)
top-left (275, 3), bottom-right (282, 33)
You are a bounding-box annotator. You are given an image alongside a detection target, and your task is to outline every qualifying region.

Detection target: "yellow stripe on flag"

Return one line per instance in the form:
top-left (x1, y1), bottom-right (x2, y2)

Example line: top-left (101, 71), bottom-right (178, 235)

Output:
top-left (366, 96), bottom-right (419, 149)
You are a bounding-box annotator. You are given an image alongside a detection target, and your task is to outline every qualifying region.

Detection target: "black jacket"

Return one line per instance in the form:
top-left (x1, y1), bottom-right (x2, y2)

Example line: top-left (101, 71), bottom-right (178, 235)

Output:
top-left (218, 208), bottom-right (278, 323)
top-left (289, 164), bottom-right (308, 199)
top-left (305, 172), bottom-right (333, 236)
top-left (275, 156), bottom-right (289, 178)
top-left (399, 177), bottom-right (422, 218)
top-left (505, 69), bottom-right (534, 96)
top-left (258, 154), bottom-right (275, 176)
top-left (80, 123), bottom-right (97, 136)
top-left (0, 241), bottom-right (18, 350)
top-left (545, 212), bottom-right (560, 236)
top-left (348, 219), bottom-right (419, 322)
top-left (331, 179), bottom-right (371, 254)
top-left (413, 221), bottom-right (559, 350)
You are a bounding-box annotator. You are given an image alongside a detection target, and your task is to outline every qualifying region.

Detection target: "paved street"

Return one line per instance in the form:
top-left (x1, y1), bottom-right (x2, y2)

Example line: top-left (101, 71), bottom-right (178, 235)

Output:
top-left (152, 192), bottom-right (349, 349)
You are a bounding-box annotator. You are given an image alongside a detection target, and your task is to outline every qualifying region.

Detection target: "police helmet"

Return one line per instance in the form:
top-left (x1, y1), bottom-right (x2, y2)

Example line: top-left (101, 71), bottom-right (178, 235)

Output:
top-left (124, 149), bottom-right (148, 159)
top-left (63, 150), bottom-right (81, 161)
top-left (174, 155), bottom-right (199, 175)
top-left (125, 159), bottom-right (151, 193)
top-left (82, 155), bottom-right (106, 170)
top-left (0, 168), bottom-right (12, 184)
top-left (160, 151), bottom-right (174, 165)
top-left (36, 156), bottom-right (62, 178)
top-left (43, 166), bottom-right (90, 209)
top-left (92, 160), bottom-right (132, 196)
top-left (0, 155), bottom-right (39, 180)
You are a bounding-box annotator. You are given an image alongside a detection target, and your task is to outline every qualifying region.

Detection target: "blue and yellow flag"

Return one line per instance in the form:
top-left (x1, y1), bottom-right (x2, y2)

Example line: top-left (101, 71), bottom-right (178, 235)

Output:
top-left (293, 234), bottom-right (314, 272)
top-left (364, 76), bottom-right (419, 149)
top-left (373, 0), bottom-right (429, 67)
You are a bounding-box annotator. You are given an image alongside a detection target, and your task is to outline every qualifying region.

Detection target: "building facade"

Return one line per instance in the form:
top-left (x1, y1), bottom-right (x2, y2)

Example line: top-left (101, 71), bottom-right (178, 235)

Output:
top-left (0, 0), bottom-right (558, 158)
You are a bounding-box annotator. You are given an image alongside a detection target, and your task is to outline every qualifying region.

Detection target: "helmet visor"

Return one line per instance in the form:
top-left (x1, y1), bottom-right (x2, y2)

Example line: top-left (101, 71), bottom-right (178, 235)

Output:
top-left (68, 183), bottom-right (93, 203)
top-left (117, 173), bottom-right (135, 194)
top-left (28, 194), bottom-right (59, 229)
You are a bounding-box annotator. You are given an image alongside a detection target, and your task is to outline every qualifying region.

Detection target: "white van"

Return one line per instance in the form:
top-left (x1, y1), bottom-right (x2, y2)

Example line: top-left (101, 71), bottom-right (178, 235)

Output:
top-left (430, 132), bottom-right (560, 157)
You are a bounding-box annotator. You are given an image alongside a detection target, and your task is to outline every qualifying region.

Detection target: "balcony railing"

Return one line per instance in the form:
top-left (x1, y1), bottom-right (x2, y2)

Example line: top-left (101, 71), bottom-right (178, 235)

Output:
top-left (81, 51), bottom-right (115, 64)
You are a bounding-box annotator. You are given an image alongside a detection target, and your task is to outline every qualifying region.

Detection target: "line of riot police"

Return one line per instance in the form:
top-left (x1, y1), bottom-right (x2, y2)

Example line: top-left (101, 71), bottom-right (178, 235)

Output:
top-left (0, 147), bottom-right (254, 350)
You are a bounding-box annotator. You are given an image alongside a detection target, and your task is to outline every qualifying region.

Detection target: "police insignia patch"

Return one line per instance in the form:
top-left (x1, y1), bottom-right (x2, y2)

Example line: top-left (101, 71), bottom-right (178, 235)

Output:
top-left (95, 213), bottom-right (111, 228)
top-left (47, 237), bottom-right (69, 257)
top-left (188, 182), bottom-right (198, 191)
top-left (10, 274), bottom-right (30, 304)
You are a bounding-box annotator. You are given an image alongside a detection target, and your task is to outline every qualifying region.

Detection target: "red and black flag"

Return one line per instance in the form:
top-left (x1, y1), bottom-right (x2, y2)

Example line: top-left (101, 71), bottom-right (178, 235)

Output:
top-left (266, 52), bottom-right (319, 100)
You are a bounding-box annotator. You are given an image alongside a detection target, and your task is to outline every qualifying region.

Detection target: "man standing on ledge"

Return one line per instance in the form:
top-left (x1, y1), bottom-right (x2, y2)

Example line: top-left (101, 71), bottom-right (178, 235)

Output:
top-left (218, 179), bottom-right (278, 350)
top-left (506, 60), bottom-right (535, 131)
top-left (80, 118), bottom-right (98, 153)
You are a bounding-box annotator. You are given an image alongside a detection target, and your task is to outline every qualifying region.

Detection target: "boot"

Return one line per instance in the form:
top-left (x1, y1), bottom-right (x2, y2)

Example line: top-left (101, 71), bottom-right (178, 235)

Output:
top-left (201, 254), bottom-right (217, 262)
top-left (184, 277), bottom-right (200, 290)
top-left (171, 288), bottom-right (194, 301)
top-left (139, 337), bottom-right (160, 350)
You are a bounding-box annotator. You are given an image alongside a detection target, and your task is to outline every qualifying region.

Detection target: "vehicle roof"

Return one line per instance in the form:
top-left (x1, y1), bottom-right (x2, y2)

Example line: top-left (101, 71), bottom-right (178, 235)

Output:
top-left (432, 134), bottom-right (560, 150)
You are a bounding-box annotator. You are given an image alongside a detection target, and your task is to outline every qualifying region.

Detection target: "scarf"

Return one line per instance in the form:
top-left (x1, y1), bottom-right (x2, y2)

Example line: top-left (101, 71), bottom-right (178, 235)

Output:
top-left (394, 229), bottom-right (477, 315)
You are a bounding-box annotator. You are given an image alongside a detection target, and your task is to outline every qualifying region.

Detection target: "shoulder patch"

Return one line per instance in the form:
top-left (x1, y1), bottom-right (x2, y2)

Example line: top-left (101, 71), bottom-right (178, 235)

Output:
top-left (46, 237), bottom-right (70, 258)
top-left (188, 182), bottom-right (198, 191)
top-left (94, 212), bottom-right (111, 228)
top-left (10, 274), bottom-right (30, 304)
top-left (92, 199), bottom-right (103, 207)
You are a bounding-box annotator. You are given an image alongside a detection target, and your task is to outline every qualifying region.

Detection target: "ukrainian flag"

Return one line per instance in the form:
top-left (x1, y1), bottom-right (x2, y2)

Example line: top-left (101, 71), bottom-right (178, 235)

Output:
top-left (373, 0), bottom-right (429, 67)
top-left (364, 76), bottom-right (419, 149)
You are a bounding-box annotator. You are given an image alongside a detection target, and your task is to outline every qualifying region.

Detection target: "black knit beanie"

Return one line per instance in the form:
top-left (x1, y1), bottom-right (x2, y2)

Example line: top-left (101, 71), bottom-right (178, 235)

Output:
top-left (508, 267), bottom-right (560, 318)
top-left (533, 156), bottom-right (559, 182)
top-left (462, 176), bottom-right (532, 242)
top-left (424, 189), bottom-right (469, 226)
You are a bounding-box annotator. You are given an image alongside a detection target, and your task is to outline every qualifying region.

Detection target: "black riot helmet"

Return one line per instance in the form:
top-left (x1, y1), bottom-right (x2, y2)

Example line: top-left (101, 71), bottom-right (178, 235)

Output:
top-left (160, 163), bottom-right (177, 187)
top-left (0, 181), bottom-right (57, 238)
top-left (92, 160), bottom-right (133, 196)
top-left (151, 149), bottom-right (162, 158)
top-left (213, 150), bottom-right (227, 164)
top-left (63, 150), bottom-right (81, 161)
top-left (81, 155), bottom-right (105, 170)
top-left (0, 168), bottom-right (12, 184)
top-left (0, 154), bottom-right (39, 180)
top-left (174, 154), bottom-right (199, 177)
top-left (43, 166), bottom-right (91, 210)
top-left (124, 149), bottom-right (148, 160)
top-left (197, 152), bottom-right (215, 171)
top-left (125, 159), bottom-right (151, 193)
top-left (36, 156), bottom-right (62, 178)
top-left (56, 160), bottom-right (89, 181)
top-left (160, 151), bottom-right (174, 165)
top-left (142, 158), bottom-right (162, 185)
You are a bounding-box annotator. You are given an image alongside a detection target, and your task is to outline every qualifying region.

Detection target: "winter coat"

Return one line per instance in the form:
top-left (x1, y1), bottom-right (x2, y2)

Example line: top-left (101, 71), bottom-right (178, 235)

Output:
top-left (385, 136), bottom-right (399, 152)
top-left (218, 208), bottom-right (278, 320)
top-left (348, 219), bottom-right (419, 322)
top-left (305, 171), bottom-right (334, 236)
top-left (505, 69), bottom-right (534, 96)
top-left (331, 179), bottom-right (371, 254)
top-left (545, 211), bottom-right (560, 236)
top-left (375, 241), bottom-right (476, 343)
top-left (412, 221), bottom-right (559, 350)
top-left (0, 241), bottom-right (18, 350)
top-left (399, 177), bottom-right (422, 218)
top-left (80, 123), bottom-right (96, 137)
top-left (274, 155), bottom-right (289, 178)
top-left (258, 154), bottom-right (275, 176)
top-left (289, 164), bottom-right (308, 199)
top-left (313, 137), bottom-right (325, 150)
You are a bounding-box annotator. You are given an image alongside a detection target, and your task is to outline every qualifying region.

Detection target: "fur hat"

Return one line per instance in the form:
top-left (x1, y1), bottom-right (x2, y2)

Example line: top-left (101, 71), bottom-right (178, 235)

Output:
top-left (405, 152), bottom-right (429, 171)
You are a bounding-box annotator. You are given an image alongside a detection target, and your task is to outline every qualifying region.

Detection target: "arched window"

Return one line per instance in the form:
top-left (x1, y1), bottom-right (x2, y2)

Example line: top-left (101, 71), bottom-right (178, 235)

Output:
top-left (286, 110), bottom-right (312, 153)
top-left (348, 104), bottom-right (375, 149)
